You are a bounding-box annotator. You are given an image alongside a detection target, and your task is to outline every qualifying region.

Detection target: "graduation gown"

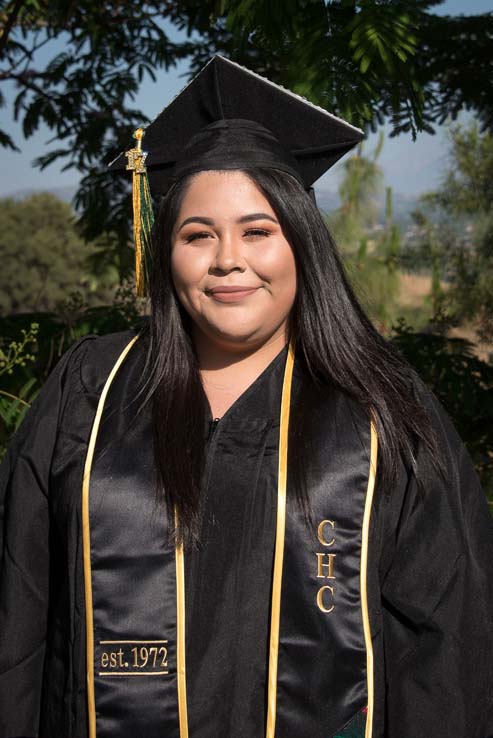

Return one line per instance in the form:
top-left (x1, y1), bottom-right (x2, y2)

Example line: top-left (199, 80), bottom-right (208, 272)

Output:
top-left (1, 329), bottom-right (492, 738)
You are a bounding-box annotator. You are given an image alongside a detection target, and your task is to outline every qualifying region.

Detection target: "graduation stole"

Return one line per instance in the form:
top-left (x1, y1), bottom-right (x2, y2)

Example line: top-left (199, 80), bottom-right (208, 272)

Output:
top-left (82, 336), bottom-right (378, 738)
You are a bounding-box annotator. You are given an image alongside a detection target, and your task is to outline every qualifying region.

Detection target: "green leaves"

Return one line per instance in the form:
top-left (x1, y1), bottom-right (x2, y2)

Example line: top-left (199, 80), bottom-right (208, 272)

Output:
top-left (405, 124), bottom-right (493, 342)
top-left (2, 1), bottom-right (185, 184)
top-left (0, 324), bottom-right (39, 377)
top-left (348, 7), bottom-right (418, 74)
top-left (0, 296), bottom-right (145, 459)
top-left (0, 323), bottom-right (40, 452)
top-left (0, 193), bottom-right (125, 314)
top-left (392, 322), bottom-right (493, 495)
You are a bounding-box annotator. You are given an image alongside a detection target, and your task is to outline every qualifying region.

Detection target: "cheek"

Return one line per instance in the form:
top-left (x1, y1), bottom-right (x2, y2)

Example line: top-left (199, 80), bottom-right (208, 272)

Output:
top-left (170, 247), bottom-right (206, 295)
top-left (255, 242), bottom-right (297, 297)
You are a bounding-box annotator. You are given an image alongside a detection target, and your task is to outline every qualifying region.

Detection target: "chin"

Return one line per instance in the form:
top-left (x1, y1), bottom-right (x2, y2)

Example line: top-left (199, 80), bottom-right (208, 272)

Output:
top-left (215, 329), bottom-right (265, 345)
top-left (202, 322), bottom-right (271, 348)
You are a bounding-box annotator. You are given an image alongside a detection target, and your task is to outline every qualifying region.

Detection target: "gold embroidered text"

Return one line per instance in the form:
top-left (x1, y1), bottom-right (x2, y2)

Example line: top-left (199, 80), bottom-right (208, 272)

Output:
top-left (98, 640), bottom-right (169, 677)
top-left (316, 520), bottom-right (336, 613)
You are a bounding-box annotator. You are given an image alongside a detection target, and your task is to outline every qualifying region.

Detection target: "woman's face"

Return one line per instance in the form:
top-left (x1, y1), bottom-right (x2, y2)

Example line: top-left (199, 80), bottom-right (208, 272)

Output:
top-left (171, 170), bottom-right (297, 352)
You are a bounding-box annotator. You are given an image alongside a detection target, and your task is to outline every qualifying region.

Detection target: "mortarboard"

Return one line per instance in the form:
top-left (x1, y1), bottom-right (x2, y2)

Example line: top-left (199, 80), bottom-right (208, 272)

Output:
top-left (109, 55), bottom-right (364, 295)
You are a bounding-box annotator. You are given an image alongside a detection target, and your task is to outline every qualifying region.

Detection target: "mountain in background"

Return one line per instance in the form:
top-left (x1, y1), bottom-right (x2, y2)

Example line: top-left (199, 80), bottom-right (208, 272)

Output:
top-left (7, 184), bottom-right (422, 229)
top-left (7, 185), bottom-right (78, 203)
top-left (315, 184), bottom-right (421, 229)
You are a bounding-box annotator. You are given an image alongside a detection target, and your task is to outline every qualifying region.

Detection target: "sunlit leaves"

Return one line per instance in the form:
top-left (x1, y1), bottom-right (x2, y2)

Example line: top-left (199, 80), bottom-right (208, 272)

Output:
top-left (348, 6), bottom-right (418, 73)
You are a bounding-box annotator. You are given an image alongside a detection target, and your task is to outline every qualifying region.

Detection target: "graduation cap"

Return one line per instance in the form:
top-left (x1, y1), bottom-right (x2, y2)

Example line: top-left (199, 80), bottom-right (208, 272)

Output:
top-left (110, 55), bottom-right (364, 295)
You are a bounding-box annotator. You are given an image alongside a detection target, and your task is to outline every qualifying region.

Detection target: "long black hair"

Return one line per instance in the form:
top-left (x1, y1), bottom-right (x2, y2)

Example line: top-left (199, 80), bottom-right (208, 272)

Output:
top-left (142, 166), bottom-right (437, 546)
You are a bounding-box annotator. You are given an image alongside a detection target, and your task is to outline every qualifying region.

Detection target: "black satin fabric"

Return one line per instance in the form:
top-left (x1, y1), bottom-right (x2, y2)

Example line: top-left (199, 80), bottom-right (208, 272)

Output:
top-left (1, 329), bottom-right (493, 738)
top-left (275, 377), bottom-right (371, 737)
top-left (89, 353), bottom-right (180, 737)
top-left (170, 119), bottom-right (305, 187)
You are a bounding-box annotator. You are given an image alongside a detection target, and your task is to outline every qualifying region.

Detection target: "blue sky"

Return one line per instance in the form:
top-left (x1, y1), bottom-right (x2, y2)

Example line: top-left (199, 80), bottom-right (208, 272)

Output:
top-left (1, 0), bottom-right (491, 199)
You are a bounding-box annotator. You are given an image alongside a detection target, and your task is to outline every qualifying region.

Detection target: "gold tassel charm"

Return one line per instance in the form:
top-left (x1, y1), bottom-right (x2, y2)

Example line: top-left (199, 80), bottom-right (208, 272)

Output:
top-left (125, 128), bottom-right (155, 297)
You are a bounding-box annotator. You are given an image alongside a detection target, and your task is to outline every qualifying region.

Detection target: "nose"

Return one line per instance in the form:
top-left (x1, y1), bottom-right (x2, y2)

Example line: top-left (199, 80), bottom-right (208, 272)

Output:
top-left (210, 232), bottom-right (246, 275)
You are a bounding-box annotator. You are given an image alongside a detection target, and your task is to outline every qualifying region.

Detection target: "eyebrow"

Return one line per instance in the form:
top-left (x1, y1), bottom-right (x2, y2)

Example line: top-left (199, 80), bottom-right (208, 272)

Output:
top-left (238, 213), bottom-right (278, 224)
top-left (177, 213), bottom-right (278, 231)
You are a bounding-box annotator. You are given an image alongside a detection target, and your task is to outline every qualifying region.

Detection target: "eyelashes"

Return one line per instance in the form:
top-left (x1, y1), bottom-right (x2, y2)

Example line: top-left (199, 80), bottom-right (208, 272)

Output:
top-left (244, 228), bottom-right (271, 239)
top-left (184, 231), bottom-right (211, 243)
top-left (184, 228), bottom-right (272, 243)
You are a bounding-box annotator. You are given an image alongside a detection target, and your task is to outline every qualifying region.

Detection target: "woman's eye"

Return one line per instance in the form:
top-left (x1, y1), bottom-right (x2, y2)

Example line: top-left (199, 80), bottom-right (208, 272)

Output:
top-left (244, 228), bottom-right (271, 239)
top-left (185, 231), bottom-right (212, 243)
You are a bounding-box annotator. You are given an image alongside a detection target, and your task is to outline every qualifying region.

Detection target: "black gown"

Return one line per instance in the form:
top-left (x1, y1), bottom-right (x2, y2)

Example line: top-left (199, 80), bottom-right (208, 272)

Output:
top-left (0, 329), bottom-right (492, 738)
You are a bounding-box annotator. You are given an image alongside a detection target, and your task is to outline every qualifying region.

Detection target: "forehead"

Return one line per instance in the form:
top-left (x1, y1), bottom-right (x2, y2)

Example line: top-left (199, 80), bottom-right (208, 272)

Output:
top-left (178, 170), bottom-right (274, 216)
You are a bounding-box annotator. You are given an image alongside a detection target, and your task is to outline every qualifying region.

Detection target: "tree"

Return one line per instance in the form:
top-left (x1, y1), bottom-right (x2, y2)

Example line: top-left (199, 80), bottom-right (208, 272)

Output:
top-left (1, 1), bottom-right (493, 246)
top-left (332, 133), bottom-right (384, 243)
top-left (0, 193), bottom-right (121, 313)
top-left (404, 123), bottom-right (493, 339)
top-left (328, 135), bottom-right (402, 329)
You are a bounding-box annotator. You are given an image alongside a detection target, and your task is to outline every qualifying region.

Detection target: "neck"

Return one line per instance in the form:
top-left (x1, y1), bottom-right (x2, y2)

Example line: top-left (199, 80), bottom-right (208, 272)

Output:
top-left (193, 328), bottom-right (289, 418)
top-left (194, 329), bottom-right (288, 373)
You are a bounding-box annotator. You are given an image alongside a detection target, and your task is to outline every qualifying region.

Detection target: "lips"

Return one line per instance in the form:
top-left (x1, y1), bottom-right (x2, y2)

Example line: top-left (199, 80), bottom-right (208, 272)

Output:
top-left (206, 285), bottom-right (260, 302)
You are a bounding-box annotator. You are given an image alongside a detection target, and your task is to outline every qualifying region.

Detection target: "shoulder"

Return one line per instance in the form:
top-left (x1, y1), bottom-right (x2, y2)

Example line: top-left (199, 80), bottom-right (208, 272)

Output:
top-left (384, 372), bottom-right (492, 565)
top-left (408, 375), bottom-right (474, 486)
top-left (49, 328), bottom-right (144, 399)
top-left (75, 329), bottom-right (142, 394)
top-left (31, 328), bottom-right (142, 411)
top-left (25, 329), bottom-right (145, 425)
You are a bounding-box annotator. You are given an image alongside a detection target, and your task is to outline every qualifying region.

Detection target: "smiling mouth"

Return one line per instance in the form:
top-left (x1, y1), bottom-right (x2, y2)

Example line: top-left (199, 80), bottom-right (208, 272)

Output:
top-left (206, 286), bottom-right (260, 302)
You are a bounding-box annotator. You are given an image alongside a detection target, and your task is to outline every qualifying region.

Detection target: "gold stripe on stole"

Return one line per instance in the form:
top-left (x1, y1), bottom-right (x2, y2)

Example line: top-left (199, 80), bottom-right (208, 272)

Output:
top-left (175, 513), bottom-right (189, 738)
top-left (82, 335), bottom-right (140, 738)
top-left (265, 339), bottom-right (295, 738)
top-left (360, 421), bottom-right (378, 738)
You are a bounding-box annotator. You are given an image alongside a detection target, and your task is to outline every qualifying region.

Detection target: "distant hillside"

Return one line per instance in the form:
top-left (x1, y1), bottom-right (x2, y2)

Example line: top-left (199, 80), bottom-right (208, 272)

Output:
top-left (7, 183), bottom-right (423, 229)
top-left (315, 185), bottom-right (422, 229)
top-left (7, 185), bottom-right (77, 203)
top-left (313, 185), bottom-right (340, 214)
top-left (387, 191), bottom-right (422, 229)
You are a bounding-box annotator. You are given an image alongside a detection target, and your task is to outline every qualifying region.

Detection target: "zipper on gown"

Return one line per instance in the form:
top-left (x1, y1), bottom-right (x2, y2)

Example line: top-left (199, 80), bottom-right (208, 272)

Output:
top-left (208, 418), bottom-right (220, 439)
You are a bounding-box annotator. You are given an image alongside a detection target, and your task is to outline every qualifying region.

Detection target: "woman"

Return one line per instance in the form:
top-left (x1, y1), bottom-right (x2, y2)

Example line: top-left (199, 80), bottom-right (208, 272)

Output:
top-left (1, 56), bottom-right (492, 738)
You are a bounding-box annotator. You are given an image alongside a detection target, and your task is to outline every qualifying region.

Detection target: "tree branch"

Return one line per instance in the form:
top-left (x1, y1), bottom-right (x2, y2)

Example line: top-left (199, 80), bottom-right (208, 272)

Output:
top-left (3, 70), bottom-right (54, 103)
top-left (0, 389), bottom-right (30, 407)
top-left (0, 0), bottom-right (26, 58)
